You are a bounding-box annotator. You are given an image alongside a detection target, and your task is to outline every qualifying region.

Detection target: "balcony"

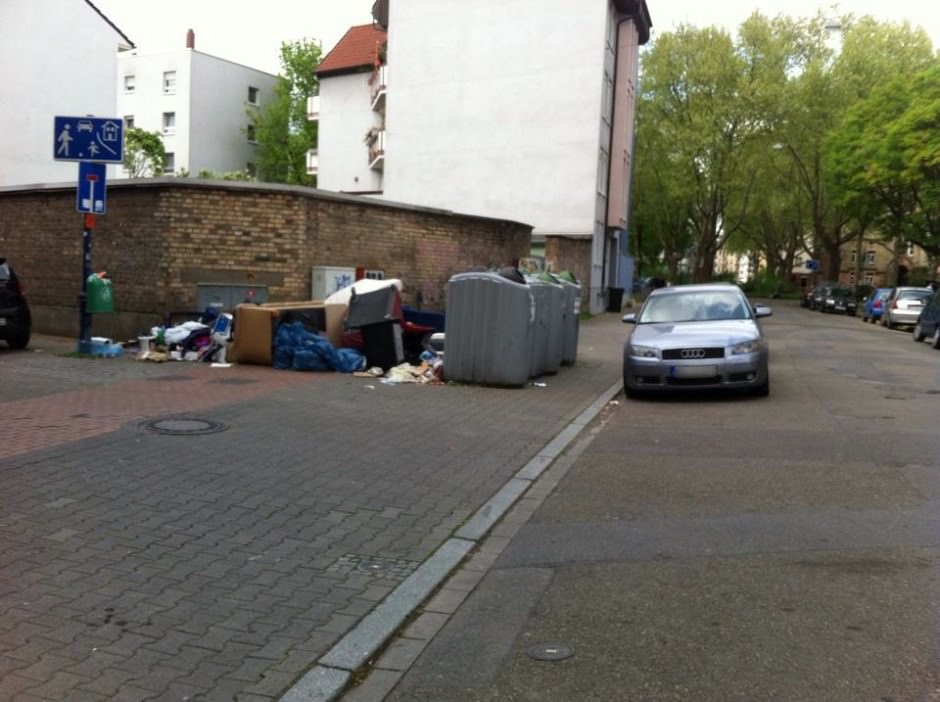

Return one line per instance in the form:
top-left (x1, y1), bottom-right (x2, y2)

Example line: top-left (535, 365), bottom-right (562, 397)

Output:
top-left (367, 129), bottom-right (385, 171)
top-left (307, 95), bottom-right (320, 121)
top-left (306, 149), bottom-right (319, 176)
top-left (369, 65), bottom-right (387, 113)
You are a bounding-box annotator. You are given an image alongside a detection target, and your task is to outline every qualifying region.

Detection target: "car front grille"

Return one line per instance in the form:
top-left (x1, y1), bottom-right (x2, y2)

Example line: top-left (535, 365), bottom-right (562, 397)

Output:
top-left (662, 347), bottom-right (725, 360)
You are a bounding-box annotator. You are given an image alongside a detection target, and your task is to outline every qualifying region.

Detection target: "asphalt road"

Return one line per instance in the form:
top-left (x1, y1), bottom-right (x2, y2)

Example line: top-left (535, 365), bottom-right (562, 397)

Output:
top-left (360, 302), bottom-right (940, 702)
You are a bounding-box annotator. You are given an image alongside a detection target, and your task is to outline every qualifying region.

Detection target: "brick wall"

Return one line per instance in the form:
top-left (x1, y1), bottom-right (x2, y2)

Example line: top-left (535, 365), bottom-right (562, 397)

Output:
top-left (0, 179), bottom-right (531, 339)
top-left (544, 236), bottom-right (591, 295)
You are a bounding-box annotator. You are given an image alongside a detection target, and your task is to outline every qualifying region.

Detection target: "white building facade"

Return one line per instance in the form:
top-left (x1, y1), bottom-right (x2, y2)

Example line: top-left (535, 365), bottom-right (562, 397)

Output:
top-left (115, 32), bottom-right (277, 177)
top-left (316, 0), bottom-right (650, 313)
top-left (0, 0), bottom-right (132, 187)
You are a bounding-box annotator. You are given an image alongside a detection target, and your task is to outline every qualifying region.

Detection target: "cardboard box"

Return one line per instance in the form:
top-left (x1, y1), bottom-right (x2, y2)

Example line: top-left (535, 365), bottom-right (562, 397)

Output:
top-left (228, 305), bottom-right (277, 365)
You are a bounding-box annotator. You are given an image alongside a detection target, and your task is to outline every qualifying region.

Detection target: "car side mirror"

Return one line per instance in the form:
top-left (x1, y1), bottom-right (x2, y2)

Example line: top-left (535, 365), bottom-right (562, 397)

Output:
top-left (622, 313), bottom-right (636, 324)
top-left (753, 304), bottom-right (772, 318)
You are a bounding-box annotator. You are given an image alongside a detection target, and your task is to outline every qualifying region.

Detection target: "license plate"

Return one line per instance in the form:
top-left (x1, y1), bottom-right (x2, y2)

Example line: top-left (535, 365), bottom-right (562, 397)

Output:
top-left (670, 364), bottom-right (718, 379)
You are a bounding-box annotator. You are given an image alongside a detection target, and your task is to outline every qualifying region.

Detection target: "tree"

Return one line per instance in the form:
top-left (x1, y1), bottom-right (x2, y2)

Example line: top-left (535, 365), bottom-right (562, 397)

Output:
top-left (123, 128), bottom-right (166, 178)
top-left (251, 38), bottom-right (321, 185)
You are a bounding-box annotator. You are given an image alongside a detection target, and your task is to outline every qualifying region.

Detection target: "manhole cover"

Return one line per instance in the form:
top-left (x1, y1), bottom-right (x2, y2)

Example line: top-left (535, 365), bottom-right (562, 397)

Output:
top-left (209, 378), bottom-right (258, 386)
top-left (527, 643), bottom-right (575, 661)
top-left (327, 554), bottom-right (419, 581)
top-left (141, 418), bottom-right (229, 436)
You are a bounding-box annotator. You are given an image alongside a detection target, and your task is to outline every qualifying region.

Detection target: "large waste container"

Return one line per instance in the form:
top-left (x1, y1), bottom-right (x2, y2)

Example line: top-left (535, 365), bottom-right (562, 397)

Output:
top-left (526, 274), bottom-right (564, 377)
top-left (555, 271), bottom-right (581, 365)
top-left (443, 271), bottom-right (534, 387)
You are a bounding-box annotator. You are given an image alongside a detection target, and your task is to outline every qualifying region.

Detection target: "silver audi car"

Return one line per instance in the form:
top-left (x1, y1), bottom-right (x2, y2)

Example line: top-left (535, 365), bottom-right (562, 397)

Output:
top-left (622, 283), bottom-right (771, 398)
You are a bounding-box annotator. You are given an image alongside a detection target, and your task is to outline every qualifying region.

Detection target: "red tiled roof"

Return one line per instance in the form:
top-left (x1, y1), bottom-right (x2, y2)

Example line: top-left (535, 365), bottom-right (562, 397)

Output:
top-left (317, 24), bottom-right (387, 77)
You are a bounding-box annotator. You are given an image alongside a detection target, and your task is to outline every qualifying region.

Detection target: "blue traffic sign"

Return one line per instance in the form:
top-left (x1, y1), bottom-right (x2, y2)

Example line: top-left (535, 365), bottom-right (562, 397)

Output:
top-left (805, 259), bottom-right (820, 271)
top-left (54, 116), bottom-right (124, 163)
top-left (77, 162), bottom-right (107, 214)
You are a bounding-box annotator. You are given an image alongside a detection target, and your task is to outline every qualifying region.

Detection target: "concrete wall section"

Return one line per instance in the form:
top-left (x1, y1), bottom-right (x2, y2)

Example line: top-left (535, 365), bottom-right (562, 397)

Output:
top-left (317, 72), bottom-right (384, 193)
top-left (1, 0), bottom-right (125, 187)
top-left (0, 180), bottom-right (531, 340)
top-left (382, 0), bottom-right (607, 238)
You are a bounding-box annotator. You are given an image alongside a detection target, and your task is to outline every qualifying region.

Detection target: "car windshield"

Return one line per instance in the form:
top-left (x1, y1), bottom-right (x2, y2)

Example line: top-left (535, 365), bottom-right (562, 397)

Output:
top-left (638, 291), bottom-right (750, 324)
top-left (899, 290), bottom-right (931, 301)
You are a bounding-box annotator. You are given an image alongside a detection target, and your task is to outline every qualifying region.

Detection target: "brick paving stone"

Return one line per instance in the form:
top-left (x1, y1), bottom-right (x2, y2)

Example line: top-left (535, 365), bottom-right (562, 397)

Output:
top-left (0, 316), bottom-right (626, 699)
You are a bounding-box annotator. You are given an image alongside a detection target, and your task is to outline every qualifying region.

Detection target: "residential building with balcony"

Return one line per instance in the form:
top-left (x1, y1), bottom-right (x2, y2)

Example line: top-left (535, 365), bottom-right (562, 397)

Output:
top-left (115, 30), bottom-right (277, 177)
top-left (0, 0), bottom-right (132, 187)
top-left (315, 0), bottom-right (651, 313)
top-left (314, 24), bottom-right (388, 194)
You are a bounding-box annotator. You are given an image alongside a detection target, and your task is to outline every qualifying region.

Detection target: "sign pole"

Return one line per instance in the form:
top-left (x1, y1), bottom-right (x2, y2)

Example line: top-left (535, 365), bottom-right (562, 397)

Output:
top-left (79, 213), bottom-right (95, 353)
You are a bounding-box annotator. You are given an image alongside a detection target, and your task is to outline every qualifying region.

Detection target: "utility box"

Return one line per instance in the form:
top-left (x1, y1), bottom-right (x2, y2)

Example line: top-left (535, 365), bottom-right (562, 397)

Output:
top-left (85, 273), bottom-right (114, 313)
top-left (311, 266), bottom-right (356, 300)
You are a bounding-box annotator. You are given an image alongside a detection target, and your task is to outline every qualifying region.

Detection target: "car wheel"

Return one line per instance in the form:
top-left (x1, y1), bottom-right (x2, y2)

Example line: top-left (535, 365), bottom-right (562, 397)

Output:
top-left (6, 327), bottom-right (30, 350)
top-left (913, 323), bottom-right (926, 342)
top-left (623, 382), bottom-right (643, 400)
top-left (933, 327), bottom-right (940, 350)
top-left (751, 377), bottom-right (770, 397)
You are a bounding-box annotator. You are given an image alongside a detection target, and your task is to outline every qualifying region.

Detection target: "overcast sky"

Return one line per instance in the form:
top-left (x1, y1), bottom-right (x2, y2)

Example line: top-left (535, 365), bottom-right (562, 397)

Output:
top-left (90, 0), bottom-right (940, 76)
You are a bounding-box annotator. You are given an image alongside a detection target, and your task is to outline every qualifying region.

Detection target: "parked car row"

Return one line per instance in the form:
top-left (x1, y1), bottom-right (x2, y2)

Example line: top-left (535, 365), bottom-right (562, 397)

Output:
top-left (802, 279), bottom-right (940, 350)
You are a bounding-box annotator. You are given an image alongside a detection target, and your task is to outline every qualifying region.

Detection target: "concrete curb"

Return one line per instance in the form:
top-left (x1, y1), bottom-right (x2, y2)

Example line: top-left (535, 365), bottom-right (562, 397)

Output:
top-left (278, 377), bottom-right (625, 701)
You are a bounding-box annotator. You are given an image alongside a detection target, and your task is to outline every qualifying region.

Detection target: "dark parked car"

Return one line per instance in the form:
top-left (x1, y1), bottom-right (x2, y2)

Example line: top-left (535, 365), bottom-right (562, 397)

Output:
top-left (862, 287), bottom-right (893, 323)
top-left (808, 282), bottom-right (839, 311)
top-left (822, 286), bottom-right (856, 315)
top-left (913, 288), bottom-right (940, 349)
top-left (0, 258), bottom-right (31, 349)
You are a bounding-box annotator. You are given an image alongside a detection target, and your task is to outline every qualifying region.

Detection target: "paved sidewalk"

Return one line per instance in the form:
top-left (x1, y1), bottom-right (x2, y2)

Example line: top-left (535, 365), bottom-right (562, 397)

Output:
top-left (0, 313), bottom-right (627, 701)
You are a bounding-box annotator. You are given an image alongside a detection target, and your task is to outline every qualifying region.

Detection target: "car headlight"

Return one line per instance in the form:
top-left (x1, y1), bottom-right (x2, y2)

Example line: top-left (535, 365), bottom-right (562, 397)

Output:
top-left (730, 339), bottom-right (763, 355)
top-left (629, 344), bottom-right (658, 358)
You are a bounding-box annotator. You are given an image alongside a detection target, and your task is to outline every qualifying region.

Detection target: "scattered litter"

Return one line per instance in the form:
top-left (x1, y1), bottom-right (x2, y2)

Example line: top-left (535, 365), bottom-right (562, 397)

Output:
top-left (531, 382), bottom-right (547, 388)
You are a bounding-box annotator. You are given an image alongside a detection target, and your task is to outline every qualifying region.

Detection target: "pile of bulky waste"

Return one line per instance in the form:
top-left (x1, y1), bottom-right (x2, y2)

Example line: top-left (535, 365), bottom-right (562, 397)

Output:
top-left (135, 278), bottom-right (447, 383)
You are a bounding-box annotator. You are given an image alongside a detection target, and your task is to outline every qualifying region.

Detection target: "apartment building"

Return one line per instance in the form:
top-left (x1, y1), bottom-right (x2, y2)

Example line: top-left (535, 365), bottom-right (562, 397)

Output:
top-left (0, 0), bottom-right (132, 187)
top-left (116, 30), bottom-right (277, 177)
top-left (316, 0), bottom-right (652, 313)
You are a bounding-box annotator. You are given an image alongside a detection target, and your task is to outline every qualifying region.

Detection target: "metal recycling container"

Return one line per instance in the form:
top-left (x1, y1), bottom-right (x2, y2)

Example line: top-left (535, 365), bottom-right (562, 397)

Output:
top-left (443, 271), bottom-right (534, 387)
top-left (554, 271), bottom-right (581, 365)
top-left (526, 275), bottom-right (564, 377)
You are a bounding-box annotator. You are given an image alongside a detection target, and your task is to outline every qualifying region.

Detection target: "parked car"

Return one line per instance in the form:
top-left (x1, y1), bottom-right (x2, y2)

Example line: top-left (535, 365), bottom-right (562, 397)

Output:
top-left (622, 283), bottom-right (771, 398)
top-left (808, 282), bottom-right (838, 311)
top-left (822, 286), bottom-right (856, 315)
top-left (881, 287), bottom-right (933, 329)
top-left (912, 288), bottom-right (940, 348)
top-left (0, 257), bottom-right (31, 349)
top-left (862, 287), bottom-right (893, 323)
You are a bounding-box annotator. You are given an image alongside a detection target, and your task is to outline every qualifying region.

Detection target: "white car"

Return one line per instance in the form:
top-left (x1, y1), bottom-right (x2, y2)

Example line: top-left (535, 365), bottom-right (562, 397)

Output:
top-left (622, 283), bottom-right (771, 398)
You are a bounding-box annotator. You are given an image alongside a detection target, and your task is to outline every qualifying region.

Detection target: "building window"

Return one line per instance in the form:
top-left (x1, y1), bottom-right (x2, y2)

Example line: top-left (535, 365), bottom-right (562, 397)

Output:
top-left (864, 273), bottom-right (875, 285)
top-left (246, 124), bottom-right (257, 142)
top-left (162, 112), bottom-right (176, 133)
top-left (907, 241), bottom-right (915, 256)
top-left (124, 75), bottom-right (135, 92)
top-left (163, 152), bottom-right (175, 174)
top-left (865, 251), bottom-right (876, 265)
top-left (124, 115), bottom-right (135, 129)
top-left (850, 251), bottom-right (857, 264)
top-left (248, 86), bottom-right (259, 105)
top-left (163, 71), bottom-right (177, 94)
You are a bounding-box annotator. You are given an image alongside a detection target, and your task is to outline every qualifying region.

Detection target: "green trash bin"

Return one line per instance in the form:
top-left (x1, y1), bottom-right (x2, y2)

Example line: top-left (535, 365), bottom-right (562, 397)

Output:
top-left (86, 272), bottom-right (114, 313)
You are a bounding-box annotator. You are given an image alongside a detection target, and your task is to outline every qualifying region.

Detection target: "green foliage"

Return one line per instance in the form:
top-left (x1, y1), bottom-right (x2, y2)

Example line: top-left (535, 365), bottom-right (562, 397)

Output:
top-left (123, 128), bottom-right (166, 178)
top-left (633, 11), bottom-right (938, 283)
top-left (739, 270), bottom-right (796, 298)
top-left (195, 169), bottom-right (256, 181)
top-left (251, 38), bottom-right (321, 186)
